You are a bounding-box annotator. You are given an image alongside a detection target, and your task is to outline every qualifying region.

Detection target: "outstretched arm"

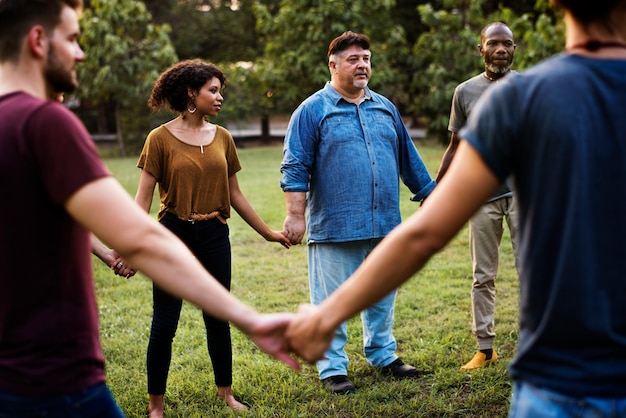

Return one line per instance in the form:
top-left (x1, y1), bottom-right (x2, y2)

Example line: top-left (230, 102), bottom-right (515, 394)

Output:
top-left (66, 176), bottom-right (299, 370)
top-left (435, 131), bottom-right (461, 183)
top-left (229, 174), bottom-right (290, 248)
top-left (287, 142), bottom-right (500, 363)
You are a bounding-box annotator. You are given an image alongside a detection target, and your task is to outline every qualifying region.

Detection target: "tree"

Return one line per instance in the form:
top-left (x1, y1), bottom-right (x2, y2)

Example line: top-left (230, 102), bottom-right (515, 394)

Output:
top-left (77, 0), bottom-right (178, 155)
top-left (407, 0), bottom-right (564, 143)
top-left (249, 0), bottom-right (407, 142)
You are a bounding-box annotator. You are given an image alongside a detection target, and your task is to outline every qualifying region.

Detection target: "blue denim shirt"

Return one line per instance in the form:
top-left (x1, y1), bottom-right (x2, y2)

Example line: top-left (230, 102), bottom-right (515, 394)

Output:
top-left (280, 82), bottom-right (436, 243)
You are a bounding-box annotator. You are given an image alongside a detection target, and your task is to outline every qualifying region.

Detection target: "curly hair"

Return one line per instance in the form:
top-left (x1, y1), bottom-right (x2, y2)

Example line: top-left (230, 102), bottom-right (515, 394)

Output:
top-left (148, 59), bottom-right (226, 113)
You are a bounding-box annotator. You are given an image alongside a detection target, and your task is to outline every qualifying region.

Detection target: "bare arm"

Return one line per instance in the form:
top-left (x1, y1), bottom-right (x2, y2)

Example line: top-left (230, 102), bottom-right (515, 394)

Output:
top-left (135, 169), bottom-right (157, 214)
top-left (435, 131), bottom-right (461, 183)
top-left (287, 142), bottom-right (501, 363)
top-left (282, 191), bottom-right (307, 245)
top-left (67, 177), bottom-right (298, 369)
top-left (90, 234), bottom-right (135, 278)
top-left (229, 174), bottom-right (290, 248)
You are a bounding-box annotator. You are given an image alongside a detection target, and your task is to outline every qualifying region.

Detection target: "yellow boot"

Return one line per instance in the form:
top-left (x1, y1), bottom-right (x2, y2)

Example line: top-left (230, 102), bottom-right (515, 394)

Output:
top-left (460, 350), bottom-right (498, 371)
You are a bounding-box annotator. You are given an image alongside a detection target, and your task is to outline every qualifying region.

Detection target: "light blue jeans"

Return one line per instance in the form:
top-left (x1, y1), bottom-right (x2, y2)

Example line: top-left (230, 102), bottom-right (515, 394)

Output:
top-left (309, 240), bottom-right (398, 379)
top-left (509, 381), bottom-right (626, 418)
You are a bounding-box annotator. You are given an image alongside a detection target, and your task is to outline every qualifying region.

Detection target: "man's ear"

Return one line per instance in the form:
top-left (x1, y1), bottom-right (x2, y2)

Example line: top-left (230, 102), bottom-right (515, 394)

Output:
top-left (477, 44), bottom-right (484, 57)
top-left (27, 26), bottom-right (48, 59)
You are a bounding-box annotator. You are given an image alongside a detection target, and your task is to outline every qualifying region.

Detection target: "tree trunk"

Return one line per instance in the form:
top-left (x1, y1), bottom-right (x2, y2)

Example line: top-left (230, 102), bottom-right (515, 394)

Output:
top-left (260, 114), bottom-right (271, 144)
top-left (114, 102), bottom-right (127, 157)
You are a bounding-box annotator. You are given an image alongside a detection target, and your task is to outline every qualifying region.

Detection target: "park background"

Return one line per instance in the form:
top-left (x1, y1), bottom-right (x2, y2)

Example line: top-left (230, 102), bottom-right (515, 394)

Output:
top-left (74, 0), bottom-right (564, 156)
top-left (80, 0), bottom-right (557, 416)
top-left (97, 144), bottom-right (518, 417)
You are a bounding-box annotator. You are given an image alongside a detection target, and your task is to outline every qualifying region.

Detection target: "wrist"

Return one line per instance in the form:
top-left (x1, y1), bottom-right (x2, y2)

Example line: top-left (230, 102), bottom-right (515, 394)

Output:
top-left (230, 306), bottom-right (261, 336)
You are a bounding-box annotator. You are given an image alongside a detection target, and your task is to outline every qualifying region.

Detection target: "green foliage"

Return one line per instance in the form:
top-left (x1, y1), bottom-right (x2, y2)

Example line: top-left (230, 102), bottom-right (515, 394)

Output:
top-left (508, 11), bottom-right (565, 70)
top-left (97, 142), bottom-right (519, 417)
top-left (77, 0), bottom-right (178, 152)
top-left (252, 0), bottom-right (406, 114)
top-left (78, 0), bottom-right (177, 106)
top-left (408, 1), bottom-right (565, 143)
top-left (161, 1), bottom-right (262, 62)
top-left (75, 0), bottom-right (564, 153)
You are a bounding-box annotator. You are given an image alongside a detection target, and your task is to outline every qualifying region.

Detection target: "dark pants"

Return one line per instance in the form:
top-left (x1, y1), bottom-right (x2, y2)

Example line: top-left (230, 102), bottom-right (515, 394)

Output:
top-left (147, 213), bottom-right (232, 394)
top-left (0, 383), bottom-right (124, 418)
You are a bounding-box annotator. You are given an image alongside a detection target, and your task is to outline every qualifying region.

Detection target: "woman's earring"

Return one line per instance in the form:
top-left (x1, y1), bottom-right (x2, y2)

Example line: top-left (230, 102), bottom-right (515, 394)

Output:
top-left (187, 103), bottom-right (196, 113)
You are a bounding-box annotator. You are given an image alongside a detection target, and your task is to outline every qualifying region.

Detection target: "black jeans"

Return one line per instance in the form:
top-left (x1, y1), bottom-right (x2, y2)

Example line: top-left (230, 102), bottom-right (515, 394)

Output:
top-left (147, 213), bottom-right (232, 394)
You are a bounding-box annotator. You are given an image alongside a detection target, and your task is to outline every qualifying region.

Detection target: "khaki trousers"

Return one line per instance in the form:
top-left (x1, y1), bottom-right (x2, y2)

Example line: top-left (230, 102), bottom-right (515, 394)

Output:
top-left (469, 196), bottom-right (520, 350)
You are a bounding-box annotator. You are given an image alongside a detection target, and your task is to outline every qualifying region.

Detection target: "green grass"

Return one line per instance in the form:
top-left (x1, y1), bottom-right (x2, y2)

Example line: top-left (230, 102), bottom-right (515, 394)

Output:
top-left (95, 140), bottom-right (518, 417)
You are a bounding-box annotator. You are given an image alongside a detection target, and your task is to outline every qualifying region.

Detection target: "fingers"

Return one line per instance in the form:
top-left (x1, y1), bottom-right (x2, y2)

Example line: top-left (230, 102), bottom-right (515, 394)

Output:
top-left (283, 216), bottom-right (305, 245)
top-left (274, 352), bottom-right (301, 370)
top-left (285, 304), bottom-right (330, 364)
top-left (275, 231), bottom-right (292, 249)
top-left (112, 258), bottom-right (136, 278)
top-left (283, 229), bottom-right (303, 245)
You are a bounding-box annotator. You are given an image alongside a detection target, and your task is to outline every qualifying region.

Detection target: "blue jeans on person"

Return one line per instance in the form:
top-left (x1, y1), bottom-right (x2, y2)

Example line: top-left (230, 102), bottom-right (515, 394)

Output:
top-left (309, 240), bottom-right (399, 379)
top-left (0, 382), bottom-right (125, 418)
top-left (509, 381), bottom-right (626, 418)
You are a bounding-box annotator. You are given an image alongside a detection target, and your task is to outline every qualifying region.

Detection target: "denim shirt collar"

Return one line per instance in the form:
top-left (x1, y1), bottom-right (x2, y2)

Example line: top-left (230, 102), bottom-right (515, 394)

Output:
top-left (324, 82), bottom-right (372, 105)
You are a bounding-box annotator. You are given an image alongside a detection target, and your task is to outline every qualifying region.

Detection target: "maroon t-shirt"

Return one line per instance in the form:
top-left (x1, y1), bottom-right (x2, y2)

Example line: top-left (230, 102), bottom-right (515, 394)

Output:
top-left (0, 92), bottom-right (110, 395)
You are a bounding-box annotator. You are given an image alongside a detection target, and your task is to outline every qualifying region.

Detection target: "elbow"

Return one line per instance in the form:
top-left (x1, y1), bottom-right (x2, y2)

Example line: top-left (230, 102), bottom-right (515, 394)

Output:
top-left (402, 226), bottom-right (449, 262)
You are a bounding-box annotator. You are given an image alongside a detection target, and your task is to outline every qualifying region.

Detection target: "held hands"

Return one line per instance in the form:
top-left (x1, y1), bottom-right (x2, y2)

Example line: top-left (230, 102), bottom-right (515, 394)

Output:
top-left (285, 304), bottom-right (334, 364)
top-left (108, 250), bottom-right (136, 278)
top-left (267, 230), bottom-right (292, 249)
top-left (283, 215), bottom-right (306, 245)
top-left (248, 313), bottom-right (300, 370)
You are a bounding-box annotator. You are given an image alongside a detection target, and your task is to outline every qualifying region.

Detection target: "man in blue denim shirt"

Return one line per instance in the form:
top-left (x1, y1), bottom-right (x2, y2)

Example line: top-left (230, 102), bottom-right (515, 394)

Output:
top-left (280, 31), bottom-right (435, 394)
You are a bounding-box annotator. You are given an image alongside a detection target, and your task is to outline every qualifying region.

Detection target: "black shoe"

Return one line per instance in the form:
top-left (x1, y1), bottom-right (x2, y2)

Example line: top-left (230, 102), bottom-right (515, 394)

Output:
top-left (321, 375), bottom-right (356, 394)
top-left (381, 358), bottom-right (420, 378)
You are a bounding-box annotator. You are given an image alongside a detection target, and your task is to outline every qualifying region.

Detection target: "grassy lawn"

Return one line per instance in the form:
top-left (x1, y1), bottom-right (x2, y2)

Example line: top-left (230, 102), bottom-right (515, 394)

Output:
top-left (95, 140), bottom-right (518, 417)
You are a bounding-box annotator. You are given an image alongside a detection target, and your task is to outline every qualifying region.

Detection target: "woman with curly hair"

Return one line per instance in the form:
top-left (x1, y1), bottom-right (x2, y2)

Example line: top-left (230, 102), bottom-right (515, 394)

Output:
top-left (135, 59), bottom-right (290, 416)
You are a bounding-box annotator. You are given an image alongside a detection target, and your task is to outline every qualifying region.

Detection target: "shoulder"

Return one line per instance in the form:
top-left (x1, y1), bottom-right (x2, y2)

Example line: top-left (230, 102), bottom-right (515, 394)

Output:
top-left (214, 124), bottom-right (235, 143)
top-left (215, 124), bottom-right (232, 136)
top-left (456, 73), bottom-right (487, 92)
top-left (146, 125), bottom-right (172, 142)
top-left (300, 87), bottom-right (330, 107)
top-left (368, 89), bottom-right (393, 105)
top-left (23, 100), bottom-right (91, 145)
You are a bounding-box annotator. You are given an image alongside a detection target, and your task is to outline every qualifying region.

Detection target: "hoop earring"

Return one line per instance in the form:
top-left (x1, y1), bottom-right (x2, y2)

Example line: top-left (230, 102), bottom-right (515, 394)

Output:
top-left (187, 103), bottom-right (196, 113)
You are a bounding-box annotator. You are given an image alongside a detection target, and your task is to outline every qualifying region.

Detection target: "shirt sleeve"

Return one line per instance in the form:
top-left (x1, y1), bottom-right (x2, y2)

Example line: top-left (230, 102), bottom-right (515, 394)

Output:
top-left (390, 103), bottom-right (436, 200)
top-left (280, 104), bottom-right (316, 192)
top-left (460, 78), bottom-right (521, 183)
top-left (448, 85), bottom-right (466, 133)
top-left (26, 103), bottom-right (109, 205)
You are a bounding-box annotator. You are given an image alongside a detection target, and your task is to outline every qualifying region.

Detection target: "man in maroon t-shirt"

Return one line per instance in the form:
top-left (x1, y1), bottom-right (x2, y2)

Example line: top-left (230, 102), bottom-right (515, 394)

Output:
top-left (0, 1), bottom-right (299, 417)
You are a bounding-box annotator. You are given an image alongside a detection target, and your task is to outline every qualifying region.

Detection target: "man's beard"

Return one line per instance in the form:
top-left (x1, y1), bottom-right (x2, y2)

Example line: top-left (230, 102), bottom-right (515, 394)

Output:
top-left (353, 79), bottom-right (369, 89)
top-left (486, 62), bottom-right (513, 75)
top-left (45, 45), bottom-right (78, 94)
top-left (485, 55), bottom-right (514, 75)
